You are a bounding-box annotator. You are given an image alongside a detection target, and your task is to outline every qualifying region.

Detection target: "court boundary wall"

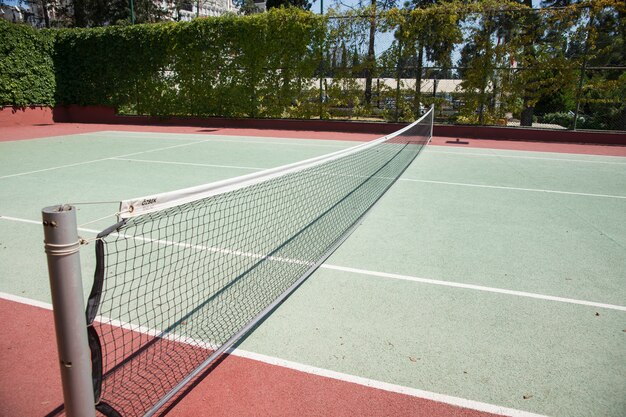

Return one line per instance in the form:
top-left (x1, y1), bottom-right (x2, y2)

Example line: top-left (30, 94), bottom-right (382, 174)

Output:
top-left (2, 105), bottom-right (625, 146)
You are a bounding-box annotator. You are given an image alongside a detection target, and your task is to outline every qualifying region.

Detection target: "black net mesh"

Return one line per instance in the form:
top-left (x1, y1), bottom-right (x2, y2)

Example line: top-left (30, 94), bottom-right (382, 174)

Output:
top-left (87, 109), bottom-right (432, 417)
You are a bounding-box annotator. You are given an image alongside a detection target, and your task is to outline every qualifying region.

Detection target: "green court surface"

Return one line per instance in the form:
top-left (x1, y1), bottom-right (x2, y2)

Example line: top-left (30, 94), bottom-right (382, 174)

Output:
top-left (1, 131), bottom-right (625, 417)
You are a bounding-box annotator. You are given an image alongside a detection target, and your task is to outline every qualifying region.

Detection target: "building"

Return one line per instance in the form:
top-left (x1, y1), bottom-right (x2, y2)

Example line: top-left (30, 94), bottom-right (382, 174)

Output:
top-left (1, 2), bottom-right (54, 28)
top-left (0, 5), bottom-right (23, 23)
top-left (1, 0), bottom-right (238, 28)
top-left (171, 0), bottom-right (238, 21)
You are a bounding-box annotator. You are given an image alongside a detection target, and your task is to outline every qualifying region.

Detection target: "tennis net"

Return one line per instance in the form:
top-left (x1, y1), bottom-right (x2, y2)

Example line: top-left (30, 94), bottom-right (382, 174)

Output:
top-left (84, 107), bottom-right (433, 416)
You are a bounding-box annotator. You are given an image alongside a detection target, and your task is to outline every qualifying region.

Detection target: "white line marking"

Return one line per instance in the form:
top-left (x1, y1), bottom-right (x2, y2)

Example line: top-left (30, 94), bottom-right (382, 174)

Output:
top-left (235, 350), bottom-right (549, 417)
top-left (402, 179), bottom-right (626, 200)
top-left (0, 292), bottom-right (53, 310)
top-left (0, 291), bottom-right (548, 417)
top-left (112, 157), bottom-right (264, 171)
top-left (0, 216), bottom-right (41, 226)
top-left (0, 215), bottom-right (102, 234)
top-left (94, 131), bottom-right (352, 149)
top-left (427, 149), bottom-right (626, 164)
top-left (2, 214), bottom-right (624, 312)
top-left (0, 139), bottom-right (215, 180)
top-left (321, 265), bottom-right (626, 312)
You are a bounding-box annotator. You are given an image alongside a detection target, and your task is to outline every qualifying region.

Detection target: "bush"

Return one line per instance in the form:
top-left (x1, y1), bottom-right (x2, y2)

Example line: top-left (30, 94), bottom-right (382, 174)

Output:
top-left (52, 9), bottom-right (325, 118)
top-left (0, 20), bottom-right (55, 106)
top-left (541, 112), bottom-right (574, 128)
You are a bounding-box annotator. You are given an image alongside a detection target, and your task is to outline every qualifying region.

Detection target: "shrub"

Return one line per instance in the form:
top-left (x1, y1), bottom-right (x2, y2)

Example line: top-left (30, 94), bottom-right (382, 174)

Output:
top-left (0, 20), bottom-right (55, 106)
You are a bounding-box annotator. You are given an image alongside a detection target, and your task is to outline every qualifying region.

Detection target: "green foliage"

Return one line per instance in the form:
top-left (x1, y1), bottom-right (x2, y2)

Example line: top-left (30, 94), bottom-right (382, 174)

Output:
top-left (541, 112), bottom-right (575, 128)
top-left (266, 0), bottom-right (312, 11)
top-left (0, 20), bottom-right (55, 106)
top-left (53, 8), bottom-right (325, 118)
top-left (1, 1), bottom-right (623, 130)
top-left (541, 111), bottom-right (611, 130)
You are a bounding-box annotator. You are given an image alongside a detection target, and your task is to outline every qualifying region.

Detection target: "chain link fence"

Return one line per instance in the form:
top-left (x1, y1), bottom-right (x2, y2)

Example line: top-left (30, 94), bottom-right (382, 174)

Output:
top-left (311, 10), bottom-right (625, 132)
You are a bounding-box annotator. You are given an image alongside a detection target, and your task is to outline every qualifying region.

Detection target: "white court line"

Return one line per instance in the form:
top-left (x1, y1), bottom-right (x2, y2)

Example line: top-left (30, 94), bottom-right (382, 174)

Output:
top-left (112, 157), bottom-right (264, 171)
top-left (321, 265), bottom-right (626, 312)
top-left (30, 150), bottom-right (626, 199)
top-left (426, 149), bottom-right (626, 164)
top-left (0, 291), bottom-right (548, 417)
top-left (403, 179), bottom-right (626, 200)
top-left (0, 138), bottom-right (216, 180)
top-left (2, 214), bottom-right (625, 312)
top-left (72, 157), bottom-right (626, 200)
top-left (0, 215), bottom-right (102, 234)
top-left (93, 131), bottom-right (352, 149)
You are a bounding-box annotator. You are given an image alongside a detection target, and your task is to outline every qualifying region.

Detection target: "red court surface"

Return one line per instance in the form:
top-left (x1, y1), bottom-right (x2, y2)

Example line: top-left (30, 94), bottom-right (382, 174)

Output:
top-left (0, 297), bottom-right (504, 417)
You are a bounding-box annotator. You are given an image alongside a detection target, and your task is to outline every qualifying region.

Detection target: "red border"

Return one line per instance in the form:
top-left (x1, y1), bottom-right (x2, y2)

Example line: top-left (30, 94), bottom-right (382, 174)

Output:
top-left (0, 298), bottom-right (503, 417)
top-left (2, 105), bottom-right (625, 146)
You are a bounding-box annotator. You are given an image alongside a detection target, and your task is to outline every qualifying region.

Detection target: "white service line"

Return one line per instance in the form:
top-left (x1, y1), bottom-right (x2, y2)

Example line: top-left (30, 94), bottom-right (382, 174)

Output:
top-left (0, 291), bottom-right (548, 417)
top-left (2, 214), bottom-right (625, 312)
top-left (49, 155), bottom-right (626, 201)
top-left (426, 149), bottom-right (626, 164)
top-left (403, 178), bottom-right (626, 200)
top-left (94, 131), bottom-right (353, 149)
top-left (112, 157), bottom-right (265, 171)
top-left (0, 138), bottom-right (215, 180)
top-left (112, 160), bottom-right (624, 200)
top-left (321, 265), bottom-right (626, 312)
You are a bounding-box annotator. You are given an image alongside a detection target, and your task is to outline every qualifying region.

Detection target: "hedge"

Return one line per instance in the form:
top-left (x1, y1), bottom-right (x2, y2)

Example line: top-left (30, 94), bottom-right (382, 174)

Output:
top-left (0, 19), bottom-right (55, 106)
top-left (1, 9), bottom-right (324, 116)
top-left (52, 9), bottom-right (325, 118)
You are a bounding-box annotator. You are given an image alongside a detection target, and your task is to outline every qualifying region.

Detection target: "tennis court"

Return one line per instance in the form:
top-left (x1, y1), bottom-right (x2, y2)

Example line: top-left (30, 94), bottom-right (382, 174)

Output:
top-left (0, 122), bottom-right (625, 417)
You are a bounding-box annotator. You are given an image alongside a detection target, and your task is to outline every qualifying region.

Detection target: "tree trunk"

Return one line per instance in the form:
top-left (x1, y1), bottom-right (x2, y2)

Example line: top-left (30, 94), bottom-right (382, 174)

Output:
top-left (73, 0), bottom-right (87, 27)
top-left (479, 16), bottom-right (493, 125)
top-left (519, 0), bottom-right (535, 126)
top-left (364, 0), bottom-right (376, 106)
top-left (395, 40), bottom-right (403, 122)
top-left (414, 44), bottom-right (423, 115)
top-left (619, 106), bottom-right (626, 131)
top-left (41, 0), bottom-right (50, 27)
top-left (519, 97), bottom-right (535, 126)
top-left (520, 100), bottom-right (534, 126)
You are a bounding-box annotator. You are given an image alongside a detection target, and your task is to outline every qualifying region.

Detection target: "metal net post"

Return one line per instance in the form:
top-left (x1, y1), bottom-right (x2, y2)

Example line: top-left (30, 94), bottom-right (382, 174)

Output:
top-left (42, 205), bottom-right (96, 417)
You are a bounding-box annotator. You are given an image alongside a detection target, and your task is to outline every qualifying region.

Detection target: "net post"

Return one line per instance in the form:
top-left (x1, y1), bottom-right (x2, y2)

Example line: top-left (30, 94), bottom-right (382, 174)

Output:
top-left (42, 205), bottom-right (96, 417)
top-left (429, 104), bottom-right (434, 141)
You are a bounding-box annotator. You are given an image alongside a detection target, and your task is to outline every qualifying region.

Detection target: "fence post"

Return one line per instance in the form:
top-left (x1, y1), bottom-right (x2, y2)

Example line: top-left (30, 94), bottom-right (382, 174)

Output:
top-left (42, 205), bottom-right (96, 417)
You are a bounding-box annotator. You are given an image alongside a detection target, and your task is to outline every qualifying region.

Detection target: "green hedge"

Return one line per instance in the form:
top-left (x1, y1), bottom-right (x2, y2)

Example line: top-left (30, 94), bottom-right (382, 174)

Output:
top-left (0, 20), bottom-right (55, 106)
top-left (1, 9), bottom-right (323, 116)
top-left (53, 9), bottom-right (325, 118)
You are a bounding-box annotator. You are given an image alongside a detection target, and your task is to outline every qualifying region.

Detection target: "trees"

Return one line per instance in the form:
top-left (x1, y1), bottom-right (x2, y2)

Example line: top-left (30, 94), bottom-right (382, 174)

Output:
top-left (266, 0), bottom-right (312, 10)
top-left (402, 0), bottom-right (460, 116)
top-left (238, 0), bottom-right (262, 15)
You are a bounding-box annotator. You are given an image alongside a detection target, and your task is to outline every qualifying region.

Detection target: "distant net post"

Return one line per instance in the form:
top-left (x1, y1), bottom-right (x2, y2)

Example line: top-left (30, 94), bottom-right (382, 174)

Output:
top-left (42, 205), bottom-right (96, 417)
